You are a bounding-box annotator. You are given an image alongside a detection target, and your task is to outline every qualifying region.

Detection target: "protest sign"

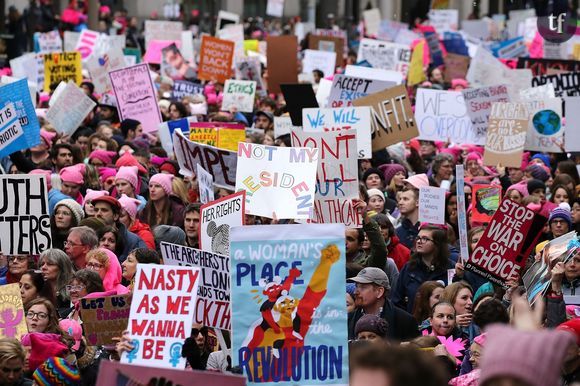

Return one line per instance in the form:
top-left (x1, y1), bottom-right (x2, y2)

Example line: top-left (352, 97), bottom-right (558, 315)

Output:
top-left (292, 129), bottom-right (361, 227)
top-left (121, 264), bottom-right (200, 369)
top-left (216, 10), bottom-right (240, 32)
top-left (424, 31), bottom-right (444, 67)
top-left (519, 83), bottom-right (555, 100)
top-left (222, 80), bottom-right (257, 113)
top-left (189, 122), bottom-right (246, 151)
top-left (483, 102), bottom-right (529, 168)
top-left (97, 360), bottom-right (245, 386)
top-left (456, 166), bottom-right (469, 263)
top-left (266, 0), bottom-right (285, 17)
top-left (352, 85), bottom-right (417, 151)
top-left (524, 98), bottom-right (563, 153)
top-left (344, 64), bottom-right (404, 84)
top-left (316, 78), bottom-right (333, 107)
top-left (267, 35), bottom-right (299, 94)
top-left (531, 72), bottom-right (580, 97)
top-left (565, 96), bottom-right (580, 152)
top-left (143, 40), bottom-right (179, 65)
top-left (217, 23), bottom-right (245, 62)
top-left (9, 53), bottom-right (42, 87)
top-left (428, 9), bottom-right (458, 32)
top-left (235, 58), bottom-right (267, 97)
top-left (415, 88), bottom-right (479, 144)
top-left (199, 191), bottom-right (245, 255)
top-left (308, 35), bottom-right (345, 68)
top-left (75, 29), bottom-right (99, 61)
top-left (356, 39), bottom-right (411, 77)
top-left (0, 103), bottom-right (24, 156)
top-left (230, 223), bottom-right (349, 385)
top-left (327, 74), bottom-right (394, 108)
top-left (171, 80), bottom-right (204, 101)
top-left (516, 57), bottom-right (580, 76)
top-left (466, 199), bottom-right (547, 287)
top-left (63, 31), bottom-right (80, 52)
top-left (444, 53), bottom-right (470, 82)
top-left (471, 184), bottom-right (501, 223)
top-left (235, 142), bottom-right (318, 219)
top-left (36, 31), bottom-right (62, 53)
top-left (46, 81), bottom-right (96, 136)
top-left (160, 243), bottom-right (230, 330)
top-left (144, 20), bottom-right (183, 48)
top-left (86, 47), bottom-right (125, 94)
top-left (280, 84), bottom-right (319, 126)
top-left (302, 49), bottom-right (337, 78)
top-left (173, 129), bottom-right (237, 189)
top-left (196, 164), bottom-right (215, 205)
top-left (0, 78), bottom-right (41, 153)
top-left (158, 117), bottom-right (195, 157)
top-left (43, 52), bottom-right (81, 92)
top-left (274, 116), bottom-right (298, 138)
top-left (109, 63), bottom-right (162, 133)
top-left (80, 295), bottom-right (131, 346)
top-left (489, 37), bottom-right (528, 59)
top-left (198, 36), bottom-right (234, 84)
top-left (302, 106), bottom-right (372, 158)
top-left (408, 40), bottom-right (427, 86)
top-left (0, 284), bottom-right (27, 340)
top-left (462, 85), bottom-right (510, 141)
top-left (419, 186), bottom-right (446, 225)
top-left (0, 175), bottom-right (51, 255)
top-left (363, 8), bottom-right (381, 36)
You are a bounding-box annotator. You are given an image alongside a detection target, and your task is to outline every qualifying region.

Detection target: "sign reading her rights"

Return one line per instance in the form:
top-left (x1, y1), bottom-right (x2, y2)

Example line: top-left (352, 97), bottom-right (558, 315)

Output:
top-left (483, 102), bottom-right (529, 168)
top-left (222, 80), bottom-right (257, 113)
top-left (199, 191), bottom-right (245, 256)
top-left (523, 98), bottom-right (563, 153)
top-left (80, 295), bottom-right (131, 346)
top-left (121, 264), bottom-right (201, 369)
top-left (230, 223), bottom-right (349, 385)
top-left (352, 85), bottom-right (417, 151)
top-left (198, 36), bottom-right (234, 84)
top-left (43, 52), bottom-right (82, 92)
top-left (160, 242), bottom-right (231, 330)
top-left (466, 199), bottom-right (547, 287)
top-left (0, 175), bottom-right (51, 255)
top-left (235, 143), bottom-right (319, 220)
top-left (0, 284), bottom-right (27, 339)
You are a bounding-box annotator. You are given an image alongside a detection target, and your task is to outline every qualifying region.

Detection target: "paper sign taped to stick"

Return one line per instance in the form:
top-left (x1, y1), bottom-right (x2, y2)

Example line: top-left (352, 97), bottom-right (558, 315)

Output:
top-left (46, 81), bottom-right (96, 136)
top-left (483, 102), bottom-right (528, 168)
top-left (0, 284), bottom-right (27, 340)
top-left (43, 52), bottom-right (82, 92)
top-left (199, 191), bottom-right (245, 256)
top-left (419, 186), bottom-right (446, 225)
top-left (80, 295), bottom-right (131, 346)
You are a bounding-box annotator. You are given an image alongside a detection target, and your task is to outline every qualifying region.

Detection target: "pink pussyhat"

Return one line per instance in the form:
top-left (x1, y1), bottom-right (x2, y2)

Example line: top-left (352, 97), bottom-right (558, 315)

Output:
top-left (115, 166), bottom-right (139, 191)
top-left (149, 173), bottom-right (174, 196)
top-left (30, 169), bottom-right (52, 190)
top-left (83, 189), bottom-right (109, 205)
top-left (59, 165), bottom-right (85, 185)
top-left (118, 194), bottom-right (141, 219)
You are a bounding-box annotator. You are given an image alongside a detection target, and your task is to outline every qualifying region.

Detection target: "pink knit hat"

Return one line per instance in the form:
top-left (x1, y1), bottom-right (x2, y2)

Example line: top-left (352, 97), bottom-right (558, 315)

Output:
top-left (115, 166), bottom-right (139, 191)
top-left (40, 129), bottom-right (56, 148)
top-left (30, 169), bottom-right (52, 190)
top-left (59, 165), bottom-right (85, 185)
top-left (150, 173), bottom-right (174, 196)
top-left (83, 189), bottom-right (109, 205)
top-left (506, 182), bottom-right (529, 198)
top-left (100, 248), bottom-right (128, 294)
top-left (115, 151), bottom-right (147, 175)
top-left (403, 173), bottom-right (429, 189)
top-left (451, 78), bottom-right (469, 89)
top-left (465, 152), bottom-right (482, 162)
top-left (118, 194), bottom-right (141, 219)
top-left (98, 167), bottom-right (117, 184)
top-left (88, 150), bottom-right (117, 166)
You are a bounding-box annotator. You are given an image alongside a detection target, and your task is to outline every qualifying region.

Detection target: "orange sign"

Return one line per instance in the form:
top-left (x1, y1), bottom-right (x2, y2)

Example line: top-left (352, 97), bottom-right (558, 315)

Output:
top-left (197, 36), bottom-right (234, 84)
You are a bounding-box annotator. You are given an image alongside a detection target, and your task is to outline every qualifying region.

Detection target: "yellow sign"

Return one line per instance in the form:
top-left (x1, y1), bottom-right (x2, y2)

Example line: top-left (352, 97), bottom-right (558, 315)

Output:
top-left (574, 43), bottom-right (580, 60)
top-left (44, 52), bottom-right (82, 92)
top-left (189, 125), bottom-right (246, 152)
top-left (408, 40), bottom-right (427, 86)
top-left (218, 128), bottom-right (246, 152)
top-left (0, 284), bottom-right (28, 340)
top-left (190, 127), bottom-right (218, 147)
top-left (244, 39), bottom-right (259, 53)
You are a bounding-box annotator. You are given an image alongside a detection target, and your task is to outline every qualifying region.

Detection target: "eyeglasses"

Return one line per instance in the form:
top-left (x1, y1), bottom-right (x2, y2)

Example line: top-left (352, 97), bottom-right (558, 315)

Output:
top-left (86, 262), bottom-right (104, 270)
top-left (64, 240), bottom-right (82, 247)
top-left (65, 285), bottom-right (86, 293)
top-left (416, 236), bottom-right (434, 244)
top-left (8, 256), bottom-right (27, 262)
top-left (26, 311), bottom-right (48, 320)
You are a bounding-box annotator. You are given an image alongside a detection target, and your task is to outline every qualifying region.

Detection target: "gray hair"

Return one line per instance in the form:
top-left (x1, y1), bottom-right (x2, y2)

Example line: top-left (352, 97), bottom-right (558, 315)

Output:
top-left (69, 226), bottom-right (99, 249)
top-left (432, 153), bottom-right (454, 175)
top-left (39, 249), bottom-right (74, 300)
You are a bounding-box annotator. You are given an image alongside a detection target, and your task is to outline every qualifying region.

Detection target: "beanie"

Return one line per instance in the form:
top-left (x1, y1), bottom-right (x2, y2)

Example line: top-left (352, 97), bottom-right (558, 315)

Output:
top-left (88, 150), bottom-right (117, 166)
top-left (40, 129), bottom-right (57, 148)
top-left (150, 173), bottom-right (174, 196)
top-left (154, 225), bottom-right (186, 246)
top-left (59, 165), bottom-right (84, 185)
top-left (506, 182), bottom-right (529, 198)
top-left (98, 167), bottom-right (117, 185)
top-left (30, 169), bottom-right (53, 191)
top-left (118, 194), bottom-right (141, 219)
top-left (115, 166), bottom-right (139, 191)
top-left (527, 179), bottom-right (546, 195)
top-left (366, 188), bottom-right (385, 201)
top-left (403, 173), bottom-right (429, 189)
top-left (451, 78), bottom-right (469, 89)
top-left (33, 357), bottom-right (81, 386)
top-left (531, 153), bottom-right (551, 168)
top-left (54, 199), bottom-right (84, 225)
top-left (354, 314), bottom-right (388, 337)
top-left (526, 164), bottom-right (550, 182)
top-left (83, 189), bottom-right (109, 206)
top-left (557, 319), bottom-right (580, 345)
top-left (115, 151), bottom-right (148, 175)
top-left (58, 319), bottom-right (82, 351)
top-left (465, 152), bottom-right (482, 162)
top-left (479, 325), bottom-right (574, 386)
top-left (346, 282), bottom-right (356, 297)
top-left (27, 333), bottom-right (68, 372)
top-left (362, 168), bottom-right (384, 185)
top-left (78, 216), bottom-right (105, 233)
top-left (549, 203), bottom-right (573, 229)
top-left (378, 163), bottom-right (406, 185)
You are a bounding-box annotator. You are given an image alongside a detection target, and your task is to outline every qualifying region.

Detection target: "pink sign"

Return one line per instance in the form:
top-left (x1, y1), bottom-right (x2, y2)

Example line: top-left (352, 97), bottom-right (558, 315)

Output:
top-left (143, 40), bottom-right (181, 64)
top-left (75, 29), bottom-right (99, 61)
top-left (109, 63), bottom-right (162, 133)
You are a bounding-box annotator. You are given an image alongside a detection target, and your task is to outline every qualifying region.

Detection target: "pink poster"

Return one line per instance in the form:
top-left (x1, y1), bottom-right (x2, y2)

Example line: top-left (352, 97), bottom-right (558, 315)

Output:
top-left (109, 63), bottom-right (162, 133)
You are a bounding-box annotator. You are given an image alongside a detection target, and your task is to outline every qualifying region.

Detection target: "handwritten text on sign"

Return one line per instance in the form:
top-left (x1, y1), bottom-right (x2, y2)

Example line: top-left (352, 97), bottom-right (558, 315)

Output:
top-left (80, 295), bottom-right (131, 346)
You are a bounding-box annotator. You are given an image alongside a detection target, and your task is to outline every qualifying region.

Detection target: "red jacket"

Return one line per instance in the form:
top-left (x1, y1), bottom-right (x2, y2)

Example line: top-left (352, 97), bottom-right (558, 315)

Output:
top-left (130, 219), bottom-right (155, 249)
top-left (388, 236), bottom-right (411, 271)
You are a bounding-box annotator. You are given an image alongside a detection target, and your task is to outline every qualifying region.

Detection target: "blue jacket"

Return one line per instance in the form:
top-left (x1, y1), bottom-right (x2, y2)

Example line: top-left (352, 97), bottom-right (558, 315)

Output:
top-left (118, 223), bottom-right (146, 263)
top-left (396, 218), bottom-right (419, 249)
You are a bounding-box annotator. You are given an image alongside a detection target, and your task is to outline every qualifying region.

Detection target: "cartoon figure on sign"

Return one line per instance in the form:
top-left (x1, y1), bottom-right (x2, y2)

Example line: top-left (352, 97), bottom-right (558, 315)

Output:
top-left (207, 221), bottom-right (230, 255)
top-left (475, 187), bottom-right (500, 216)
top-left (0, 308), bottom-right (23, 337)
top-left (532, 109), bottom-right (561, 135)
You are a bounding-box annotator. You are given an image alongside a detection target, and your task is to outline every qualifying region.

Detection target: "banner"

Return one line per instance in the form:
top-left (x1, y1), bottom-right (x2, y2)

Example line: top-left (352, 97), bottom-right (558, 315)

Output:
top-left (144, 20), bottom-right (183, 48)
top-left (0, 103), bottom-right (24, 156)
top-left (462, 85), bottom-right (510, 141)
top-left (43, 52), bottom-right (81, 92)
top-left (419, 186), bottom-right (446, 225)
top-left (198, 36), bottom-right (235, 84)
top-left (0, 284), bottom-right (27, 340)
top-left (302, 107), bottom-right (372, 159)
top-left (230, 223), bottom-right (348, 385)
top-left (121, 264), bottom-right (201, 369)
top-left (483, 102), bottom-right (528, 168)
top-left (86, 47), bottom-right (126, 94)
top-left (524, 98), bottom-right (563, 153)
top-left (80, 295), bottom-right (131, 346)
top-left (302, 49), bottom-right (337, 78)
top-left (199, 191), bottom-right (245, 255)
top-left (36, 31), bottom-right (62, 53)
top-left (0, 175), bottom-right (51, 255)
top-left (292, 129), bottom-right (361, 227)
top-left (353, 85), bottom-right (417, 151)
top-left (356, 39), bottom-right (411, 77)
top-left (173, 129), bottom-right (237, 189)
top-left (531, 72), bottom-right (580, 97)
top-left (189, 122), bottom-right (246, 152)
top-left (109, 63), bottom-right (162, 133)
top-left (0, 78), bottom-right (41, 153)
top-left (196, 164), bottom-right (215, 205)
top-left (466, 199), bottom-right (547, 287)
top-left (222, 80), bottom-right (257, 113)
top-left (46, 81), bottom-right (96, 136)
top-left (235, 143), bottom-right (318, 220)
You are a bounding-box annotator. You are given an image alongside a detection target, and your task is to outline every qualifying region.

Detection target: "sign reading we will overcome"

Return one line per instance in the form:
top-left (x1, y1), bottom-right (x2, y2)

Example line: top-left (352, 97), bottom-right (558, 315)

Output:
top-left (0, 175), bottom-right (51, 255)
top-left (230, 224), bottom-right (349, 385)
top-left (235, 143), bottom-right (319, 220)
top-left (160, 242), bottom-right (231, 330)
top-left (466, 199), bottom-right (547, 287)
top-left (200, 191), bottom-right (245, 256)
top-left (122, 265), bottom-right (201, 369)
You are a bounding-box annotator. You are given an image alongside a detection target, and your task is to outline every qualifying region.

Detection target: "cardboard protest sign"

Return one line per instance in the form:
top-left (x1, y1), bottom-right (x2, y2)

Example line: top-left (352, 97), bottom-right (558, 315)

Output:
top-left (0, 284), bottom-right (27, 339)
top-left (292, 129), bottom-right (361, 227)
top-left (0, 103), bottom-right (24, 156)
top-left (327, 74), bottom-right (394, 108)
top-left (199, 191), bottom-right (245, 255)
top-left (462, 85), bottom-right (510, 141)
top-left (235, 58), bottom-right (267, 97)
top-left (471, 184), bottom-right (501, 223)
top-left (302, 49), bottom-right (337, 78)
top-left (352, 85), bottom-right (417, 151)
top-left (86, 47), bottom-right (125, 94)
top-left (43, 52), bottom-right (81, 92)
top-left (144, 20), bottom-right (183, 48)
top-left (267, 35), bottom-right (299, 94)
top-left (230, 223), bottom-right (349, 385)
top-left (356, 39), bottom-right (411, 77)
top-left (235, 142), bottom-right (318, 219)
top-left (173, 129), bottom-right (237, 189)
top-left (565, 96), bottom-right (580, 152)
top-left (196, 164), bottom-right (215, 205)
top-left (302, 107), bottom-right (372, 158)
top-left (121, 264), bottom-right (201, 369)
top-left (75, 29), bottom-right (100, 61)
top-left (443, 53), bottom-right (470, 82)
top-left (222, 80), bottom-right (256, 113)
top-left (466, 199), bottom-right (547, 287)
top-left (531, 72), bottom-right (580, 97)
top-left (46, 81), bottom-right (96, 136)
top-left (109, 63), bottom-right (162, 133)
top-left (280, 84), bottom-right (319, 126)
top-left (35, 31), bottom-right (62, 53)
top-left (419, 186), bottom-right (446, 225)
top-left (80, 295), bottom-right (131, 346)
top-left (483, 102), bottom-right (528, 168)
top-left (160, 242), bottom-right (230, 330)
top-left (524, 98), bottom-right (563, 153)
top-left (188, 122), bottom-right (246, 152)
top-left (516, 57), bottom-right (580, 76)
top-left (308, 35), bottom-right (345, 68)
top-left (0, 175), bottom-right (51, 255)
top-left (0, 78), bottom-right (41, 153)
top-left (198, 36), bottom-right (234, 84)
top-left (428, 9), bottom-right (458, 32)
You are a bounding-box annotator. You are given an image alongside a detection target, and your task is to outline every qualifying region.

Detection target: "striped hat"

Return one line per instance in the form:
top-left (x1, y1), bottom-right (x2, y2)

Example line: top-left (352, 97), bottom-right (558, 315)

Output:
top-left (33, 357), bottom-right (80, 385)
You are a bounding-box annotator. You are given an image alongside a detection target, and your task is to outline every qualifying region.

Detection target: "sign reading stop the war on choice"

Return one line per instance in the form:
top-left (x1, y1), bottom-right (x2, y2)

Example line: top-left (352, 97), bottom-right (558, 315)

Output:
top-left (465, 199), bottom-right (547, 287)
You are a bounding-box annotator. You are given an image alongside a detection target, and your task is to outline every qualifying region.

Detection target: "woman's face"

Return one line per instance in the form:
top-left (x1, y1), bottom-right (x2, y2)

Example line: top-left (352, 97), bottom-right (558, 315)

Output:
top-left (217, 189), bottom-right (229, 199)
top-left (263, 134), bottom-right (275, 146)
top-left (87, 257), bottom-right (107, 280)
top-left (149, 182), bottom-right (166, 201)
top-left (469, 230), bottom-right (484, 252)
top-left (467, 160), bottom-right (481, 176)
top-left (119, 210), bottom-right (131, 228)
top-left (430, 303), bottom-right (456, 337)
top-left (565, 254), bottom-right (580, 281)
top-left (430, 68), bottom-right (443, 83)
top-left (96, 140), bottom-right (108, 151)
top-left (39, 258), bottom-right (59, 282)
top-left (8, 256), bottom-right (29, 277)
top-left (469, 342), bottom-right (483, 368)
top-left (454, 288), bottom-right (473, 315)
top-left (67, 278), bottom-right (88, 304)
top-left (437, 161), bottom-right (453, 180)
top-left (169, 104), bottom-right (182, 120)
top-left (356, 331), bottom-right (380, 342)
top-left (552, 187), bottom-right (569, 204)
top-left (415, 230), bottom-right (436, 255)
top-left (54, 205), bottom-right (73, 230)
top-left (507, 190), bottom-right (523, 204)
top-left (26, 304), bottom-right (49, 333)
top-left (346, 293), bottom-right (355, 313)
top-left (99, 232), bottom-right (117, 252)
top-left (122, 253), bottom-right (138, 281)
top-left (365, 173), bottom-right (383, 189)
top-left (84, 201), bottom-right (95, 216)
top-left (429, 287), bottom-right (444, 308)
top-left (19, 274), bottom-right (38, 305)
top-left (393, 171), bottom-right (406, 187)
top-left (368, 196), bottom-right (385, 213)
top-left (446, 195), bottom-right (457, 216)
top-left (116, 179), bottom-right (134, 196)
